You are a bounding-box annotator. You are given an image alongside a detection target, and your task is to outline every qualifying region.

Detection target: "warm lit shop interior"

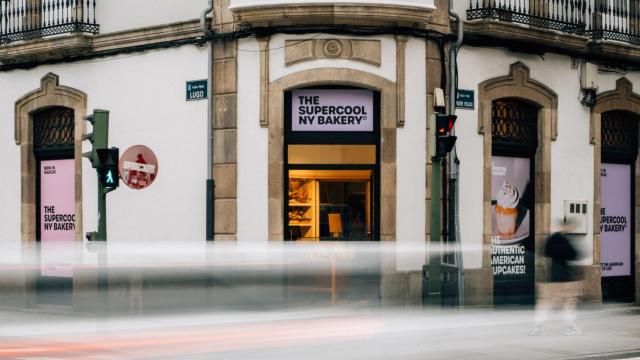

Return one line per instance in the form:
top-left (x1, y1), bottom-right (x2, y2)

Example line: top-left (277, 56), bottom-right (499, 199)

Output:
top-left (287, 145), bottom-right (377, 241)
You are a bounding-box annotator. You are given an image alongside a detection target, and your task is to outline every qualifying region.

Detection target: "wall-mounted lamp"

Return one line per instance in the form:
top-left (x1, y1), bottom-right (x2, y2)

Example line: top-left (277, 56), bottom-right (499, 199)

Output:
top-left (579, 61), bottom-right (598, 108)
top-left (581, 89), bottom-right (597, 107)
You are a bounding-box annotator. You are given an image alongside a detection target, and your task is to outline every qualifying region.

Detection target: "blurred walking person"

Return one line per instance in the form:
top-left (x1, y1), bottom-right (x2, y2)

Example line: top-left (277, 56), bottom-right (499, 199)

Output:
top-left (533, 218), bottom-right (583, 336)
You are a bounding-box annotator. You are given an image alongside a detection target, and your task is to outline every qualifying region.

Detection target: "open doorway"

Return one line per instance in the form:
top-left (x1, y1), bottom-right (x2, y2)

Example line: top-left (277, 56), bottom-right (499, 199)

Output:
top-left (288, 169), bottom-right (374, 240)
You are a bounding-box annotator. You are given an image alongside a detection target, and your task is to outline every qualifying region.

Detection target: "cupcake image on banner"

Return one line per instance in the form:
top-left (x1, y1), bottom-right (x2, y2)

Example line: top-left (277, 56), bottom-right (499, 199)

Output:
top-left (491, 156), bottom-right (531, 245)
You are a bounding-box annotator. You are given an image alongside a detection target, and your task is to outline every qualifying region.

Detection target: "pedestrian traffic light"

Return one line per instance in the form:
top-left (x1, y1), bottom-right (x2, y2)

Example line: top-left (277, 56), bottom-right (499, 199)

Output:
top-left (82, 109), bottom-right (117, 242)
top-left (82, 110), bottom-right (109, 168)
top-left (96, 148), bottom-right (120, 188)
top-left (435, 114), bottom-right (457, 158)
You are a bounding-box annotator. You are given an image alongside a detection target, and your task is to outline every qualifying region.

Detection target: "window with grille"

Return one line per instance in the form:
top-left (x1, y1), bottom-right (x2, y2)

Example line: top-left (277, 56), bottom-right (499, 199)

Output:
top-left (33, 106), bottom-right (74, 152)
top-left (601, 110), bottom-right (639, 156)
top-left (491, 98), bottom-right (538, 149)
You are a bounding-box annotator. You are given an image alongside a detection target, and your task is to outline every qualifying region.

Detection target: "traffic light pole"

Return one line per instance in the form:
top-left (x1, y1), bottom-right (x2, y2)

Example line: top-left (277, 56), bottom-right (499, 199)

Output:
top-left (427, 155), bottom-right (442, 306)
top-left (98, 182), bottom-right (106, 241)
top-left (97, 183), bottom-right (117, 241)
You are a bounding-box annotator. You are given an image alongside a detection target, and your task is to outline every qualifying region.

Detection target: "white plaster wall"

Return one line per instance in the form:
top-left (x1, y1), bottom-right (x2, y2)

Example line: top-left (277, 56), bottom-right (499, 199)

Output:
top-left (454, 0), bottom-right (469, 16)
top-left (0, 96), bottom-right (21, 263)
top-left (269, 34), bottom-right (397, 83)
top-left (396, 38), bottom-right (426, 271)
top-left (230, 0), bottom-right (436, 10)
top-left (96, 0), bottom-right (208, 34)
top-left (545, 55), bottom-right (595, 266)
top-left (237, 38), bottom-right (269, 243)
top-left (456, 47), bottom-right (596, 268)
top-left (596, 69), bottom-right (640, 94)
top-left (0, 46), bottom-right (208, 258)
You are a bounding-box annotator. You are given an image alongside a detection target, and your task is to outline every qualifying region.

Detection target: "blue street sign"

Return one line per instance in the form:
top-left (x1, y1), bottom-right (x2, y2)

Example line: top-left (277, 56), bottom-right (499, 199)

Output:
top-left (186, 80), bottom-right (208, 101)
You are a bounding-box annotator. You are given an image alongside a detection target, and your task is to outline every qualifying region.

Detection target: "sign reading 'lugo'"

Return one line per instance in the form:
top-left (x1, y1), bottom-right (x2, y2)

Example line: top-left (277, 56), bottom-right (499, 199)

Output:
top-left (292, 89), bottom-right (373, 132)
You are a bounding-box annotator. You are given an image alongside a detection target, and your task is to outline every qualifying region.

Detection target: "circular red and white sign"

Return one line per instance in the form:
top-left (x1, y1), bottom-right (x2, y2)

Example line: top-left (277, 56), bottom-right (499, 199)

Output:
top-left (119, 145), bottom-right (158, 190)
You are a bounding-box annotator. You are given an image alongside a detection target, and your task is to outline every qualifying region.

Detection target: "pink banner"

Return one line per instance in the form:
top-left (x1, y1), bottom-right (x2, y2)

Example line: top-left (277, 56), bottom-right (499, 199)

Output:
top-left (601, 163), bottom-right (631, 277)
top-left (40, 159), bottom-right (75, 277)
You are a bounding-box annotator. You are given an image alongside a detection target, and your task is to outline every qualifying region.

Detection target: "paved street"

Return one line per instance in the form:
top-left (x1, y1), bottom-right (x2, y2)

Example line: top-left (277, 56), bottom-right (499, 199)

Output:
top-left (0, 304), bottom-right (638, 359)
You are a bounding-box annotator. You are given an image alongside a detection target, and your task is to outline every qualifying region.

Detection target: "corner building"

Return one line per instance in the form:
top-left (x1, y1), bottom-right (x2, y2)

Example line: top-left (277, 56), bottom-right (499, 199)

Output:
top-left (1, 0), bottom-right (640, 311)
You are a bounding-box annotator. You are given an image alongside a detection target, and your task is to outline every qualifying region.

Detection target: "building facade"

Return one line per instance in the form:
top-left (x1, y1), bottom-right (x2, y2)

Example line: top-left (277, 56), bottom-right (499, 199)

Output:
top-left (0, 0), bottom-right (639, 310)
top-left (454, 0), bottom-right (640, 306)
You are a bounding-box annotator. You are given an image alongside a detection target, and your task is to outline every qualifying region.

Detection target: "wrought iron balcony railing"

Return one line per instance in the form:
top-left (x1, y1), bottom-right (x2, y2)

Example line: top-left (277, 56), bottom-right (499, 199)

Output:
top-left (468, 0), bottom-right (640, 45)
top-left (1, 0), bottom-right (98, 44)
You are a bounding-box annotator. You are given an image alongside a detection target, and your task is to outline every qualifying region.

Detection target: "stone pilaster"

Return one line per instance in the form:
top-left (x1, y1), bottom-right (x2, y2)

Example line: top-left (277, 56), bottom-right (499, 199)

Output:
top-left (212, 0), bottom-right (238, 240)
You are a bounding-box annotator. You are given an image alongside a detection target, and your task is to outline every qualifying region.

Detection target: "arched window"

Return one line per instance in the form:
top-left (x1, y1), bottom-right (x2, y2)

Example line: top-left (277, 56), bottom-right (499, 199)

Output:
top-left (601, 110), bottom-right (639, 158)
top-left (491, 98), bottom-right (538, 149)
top-left (33, 106), bottom-right (74, 156)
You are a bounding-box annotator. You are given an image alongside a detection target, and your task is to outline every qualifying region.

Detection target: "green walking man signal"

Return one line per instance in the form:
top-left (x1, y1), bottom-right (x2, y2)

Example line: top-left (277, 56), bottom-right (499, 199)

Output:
top-left (96, 148), bottom-right (120, 189)
top-left (106, 170), bottom-right (115, 184)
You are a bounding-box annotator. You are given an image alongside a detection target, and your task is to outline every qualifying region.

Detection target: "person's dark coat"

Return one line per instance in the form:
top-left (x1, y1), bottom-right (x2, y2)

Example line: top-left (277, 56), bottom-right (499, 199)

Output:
top-left (544, 232), bottom-right (578, 282)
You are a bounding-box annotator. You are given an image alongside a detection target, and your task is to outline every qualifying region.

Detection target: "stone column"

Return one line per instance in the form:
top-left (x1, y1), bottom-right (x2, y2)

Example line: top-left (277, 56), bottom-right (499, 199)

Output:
top-left (212, 0), bottom-right (238, 240)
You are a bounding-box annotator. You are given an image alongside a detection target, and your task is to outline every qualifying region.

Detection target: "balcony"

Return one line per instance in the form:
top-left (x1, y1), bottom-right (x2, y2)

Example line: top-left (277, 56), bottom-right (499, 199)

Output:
top-left (0, 0), bottom-right (99, 44)
top-left (467, 0), bottom-right (640, 45)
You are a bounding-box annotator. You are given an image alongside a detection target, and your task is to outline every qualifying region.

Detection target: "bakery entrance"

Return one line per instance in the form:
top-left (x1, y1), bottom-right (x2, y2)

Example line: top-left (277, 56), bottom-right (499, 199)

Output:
top-left (284, 87), bottom-right (380, 241)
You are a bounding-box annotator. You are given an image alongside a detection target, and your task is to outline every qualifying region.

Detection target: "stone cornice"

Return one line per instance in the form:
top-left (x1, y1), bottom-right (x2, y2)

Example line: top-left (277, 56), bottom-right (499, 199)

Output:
top-left (231, 4), bottom-right (435, 28)
top-left (0, 19), bottom-right (205, 66)
top-left (463, 20), bottom-right (640, 64)
top-left (463, 20), bottom-right (587, 53)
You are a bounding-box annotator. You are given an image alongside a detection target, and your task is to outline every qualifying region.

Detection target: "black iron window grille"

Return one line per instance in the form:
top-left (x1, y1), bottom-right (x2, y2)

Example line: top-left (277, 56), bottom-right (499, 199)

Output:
top-left (492, 98), bottom-right (538, 148)
top-left (1, 0), bottom-right (98, 44)
top-left (33, 106), bottom-right (74, 150)
top-left (468, 0), bottom-right (640, 45)
top-left (601, 110), bottom-right (639, 155)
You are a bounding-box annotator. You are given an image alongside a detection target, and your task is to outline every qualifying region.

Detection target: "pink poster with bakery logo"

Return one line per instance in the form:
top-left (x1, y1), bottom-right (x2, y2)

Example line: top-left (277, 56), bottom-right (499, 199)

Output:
top-left (40, 159), bottom-right (75, 277)
top-left (601, 163), bottom-right (631, 277)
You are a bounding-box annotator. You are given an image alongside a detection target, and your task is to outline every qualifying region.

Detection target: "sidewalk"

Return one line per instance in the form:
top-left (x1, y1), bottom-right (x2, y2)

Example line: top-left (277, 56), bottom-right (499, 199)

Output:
top-left (407, 305), bottom-right (640, 360)
top-left (0, 304), bottom-right (638, 359)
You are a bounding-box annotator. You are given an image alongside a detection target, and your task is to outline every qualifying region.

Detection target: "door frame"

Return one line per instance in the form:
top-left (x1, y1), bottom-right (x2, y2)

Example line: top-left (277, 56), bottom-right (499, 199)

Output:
top-left (284, 87), bottom-right (381, 240)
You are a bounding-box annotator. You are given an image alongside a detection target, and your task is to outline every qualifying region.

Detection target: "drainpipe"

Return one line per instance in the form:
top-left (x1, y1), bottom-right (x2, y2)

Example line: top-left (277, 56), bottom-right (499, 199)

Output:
top-left (201, 0), bottom-right (215, 241)
top-left (448, 1), bottom-right (464, 306)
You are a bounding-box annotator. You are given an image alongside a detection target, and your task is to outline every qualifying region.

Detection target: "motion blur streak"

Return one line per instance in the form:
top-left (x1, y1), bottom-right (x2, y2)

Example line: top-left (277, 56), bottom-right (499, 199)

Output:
top-left (1, 242), bottom-right (639, 359)
top-left (0, 316), bottom-right (384, 358)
